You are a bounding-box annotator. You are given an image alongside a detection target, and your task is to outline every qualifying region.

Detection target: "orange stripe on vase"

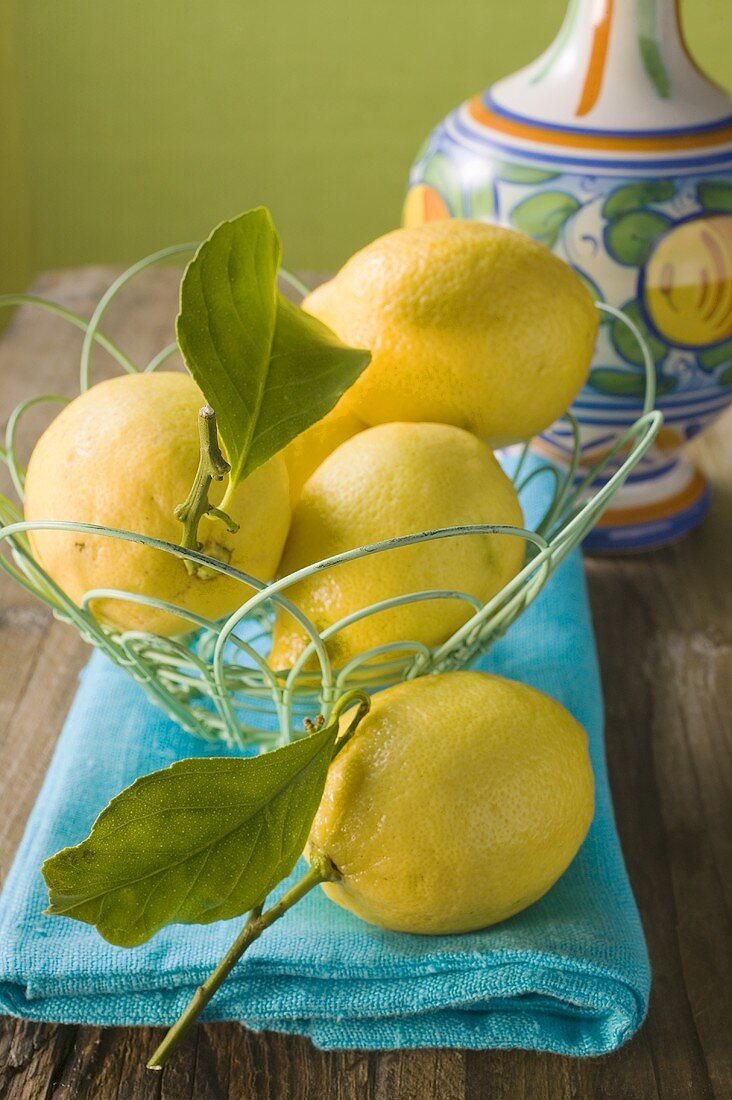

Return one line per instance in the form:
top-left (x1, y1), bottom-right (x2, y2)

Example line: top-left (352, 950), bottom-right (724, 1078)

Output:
top-left (576, 0), bottom-right (614, 117)
top-left (467, 97), bottom-right (732, 153)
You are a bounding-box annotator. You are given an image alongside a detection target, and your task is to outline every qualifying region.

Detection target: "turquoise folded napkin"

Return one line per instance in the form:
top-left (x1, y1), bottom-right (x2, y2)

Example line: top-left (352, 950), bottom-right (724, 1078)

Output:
top-left (0, 468), bottom-right (650, 1055)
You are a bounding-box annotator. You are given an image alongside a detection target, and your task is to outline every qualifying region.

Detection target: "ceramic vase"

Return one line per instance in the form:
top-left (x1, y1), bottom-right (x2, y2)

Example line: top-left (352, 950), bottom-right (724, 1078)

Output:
top-left (405, 0), bottom-right (732, 551)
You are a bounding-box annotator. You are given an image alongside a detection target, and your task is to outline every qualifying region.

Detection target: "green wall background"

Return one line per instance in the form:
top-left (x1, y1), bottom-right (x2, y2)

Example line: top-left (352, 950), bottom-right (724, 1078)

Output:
top-left (1, 0), bottom-right (730, 295)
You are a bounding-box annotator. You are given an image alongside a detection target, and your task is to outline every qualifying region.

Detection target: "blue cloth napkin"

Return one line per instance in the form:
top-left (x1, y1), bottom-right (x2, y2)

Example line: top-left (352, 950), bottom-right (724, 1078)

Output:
top-left (0, 468), bottom-right (650, 1055)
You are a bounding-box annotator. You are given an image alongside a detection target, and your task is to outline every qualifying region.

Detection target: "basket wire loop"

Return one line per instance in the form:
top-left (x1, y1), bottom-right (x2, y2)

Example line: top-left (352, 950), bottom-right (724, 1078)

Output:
top-left (145, 342), bottom-right (180, 373)
top-left (0, 254), bottom-right (663, 750)
top-left (4, 396), bottom-right (70, 500)
top-left (0, 294), bottom-right (136, 373)
top-left (78, 242), bottom-right (199, 392)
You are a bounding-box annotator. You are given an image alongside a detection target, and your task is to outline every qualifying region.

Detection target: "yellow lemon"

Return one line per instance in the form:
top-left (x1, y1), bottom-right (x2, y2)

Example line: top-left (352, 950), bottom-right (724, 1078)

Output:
top-left (283, 405), bottom-right (365, 506)
top-left (310, 670), bottom-right (595, 934)
top-left (643, 214), bottom-right (732, 347)
top-left (269, 422), bottom-right (524, 670)
top-left (303, 221), bottom-right (597, 448)
top-left (24, 372), bottom-right (290, 636)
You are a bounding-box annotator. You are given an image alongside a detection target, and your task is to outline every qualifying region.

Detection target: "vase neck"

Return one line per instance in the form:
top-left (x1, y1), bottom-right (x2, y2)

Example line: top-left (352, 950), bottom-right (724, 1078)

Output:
top-left (490, 0), bottom-right (730, 131)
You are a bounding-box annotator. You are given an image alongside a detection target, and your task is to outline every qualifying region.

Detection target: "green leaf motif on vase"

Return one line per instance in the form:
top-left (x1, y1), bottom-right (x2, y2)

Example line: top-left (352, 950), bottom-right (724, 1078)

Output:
top-left (421, 153), bottom-right (465, 216)
top-left (697, 180), bottom-right (732, 214)
top-left (601, 180), bottom-right (675, 220)
top-left (698, 338), bottom-right (732, 373)
top-left (468, 184), bottom-right (494, 220)
top-left (589, 367), bottom-right (676, 398)
top-left (604, 210), bottom-right (671, 268)
top-left (611, 300), bottom-right (668, 366)
top-left (509, 191), bottom-right (580, 248)
top-left (496, 162), bottom-right (560, 185)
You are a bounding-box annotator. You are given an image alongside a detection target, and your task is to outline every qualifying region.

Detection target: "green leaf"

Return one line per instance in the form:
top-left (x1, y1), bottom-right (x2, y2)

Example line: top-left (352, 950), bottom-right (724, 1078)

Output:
top-left (611, 300), bottom-right (668, 366)
top-left (43, 721), bottom-right (339, 947)
top-left (243, 294), bottom-right (370, 475)
top-left (638, 37), bottom-right (671, 99)
top-left (699, 338), bottom-right (732, 372)
top-left (589, 367), bottom-right (675, 397)
top-left (177, 209), bottom-right (371, 487)
top-left (697, 180), bottom-right (732, 213)
top-left (720, 364), bottom-right (732, 386)
top-left (604, 210), bottom-right (671, 267)
top-left (589, 368), bottom-right (646, 397)
top-left (469, 184), bottom-right (494, 220)
top-left (496, 162), bottom-right (560, 184)
top-left (602, 180), bottom-right (675, 220)
top-left (509, 191), bottom-right (580, 248)
top-left (422, 153), bottom-right (464, 215)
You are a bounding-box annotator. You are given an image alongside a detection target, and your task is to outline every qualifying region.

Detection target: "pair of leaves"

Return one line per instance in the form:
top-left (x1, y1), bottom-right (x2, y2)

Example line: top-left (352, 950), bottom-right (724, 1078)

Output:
top-left (177, 208), bottom-right (371, 489)
top-left (601, 180), bottom-right (675, 221)
top-left (42, 720), bottom-right (339, 947)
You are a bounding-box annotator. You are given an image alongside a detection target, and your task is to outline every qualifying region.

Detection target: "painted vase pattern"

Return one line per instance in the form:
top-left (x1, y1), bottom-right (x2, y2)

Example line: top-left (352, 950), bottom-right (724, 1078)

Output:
top-left (405, 0), bottom-right (732, 551)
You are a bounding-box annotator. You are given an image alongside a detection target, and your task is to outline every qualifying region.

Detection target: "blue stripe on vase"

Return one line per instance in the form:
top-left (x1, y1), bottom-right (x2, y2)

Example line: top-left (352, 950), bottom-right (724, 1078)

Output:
top-left (481, 90), bottom-right (732, 140)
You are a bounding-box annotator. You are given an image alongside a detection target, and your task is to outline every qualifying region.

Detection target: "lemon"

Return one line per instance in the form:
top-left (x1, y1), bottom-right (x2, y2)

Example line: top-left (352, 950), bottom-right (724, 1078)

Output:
top-left (283, 405), bottom-right (365, 506)
top-left (24, 372), bottom-right (290, 636)
top-left (303, 221), bottom-right (597, 447)
top-left (310, 671), bottom-right (595, 934)
top-left (269, 422), bottom-right (524, 670)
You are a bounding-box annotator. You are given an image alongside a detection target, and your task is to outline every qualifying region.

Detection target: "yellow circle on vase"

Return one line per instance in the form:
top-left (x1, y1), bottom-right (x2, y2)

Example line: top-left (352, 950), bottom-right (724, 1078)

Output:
top-left (644, 214), bottom-right (732, 348)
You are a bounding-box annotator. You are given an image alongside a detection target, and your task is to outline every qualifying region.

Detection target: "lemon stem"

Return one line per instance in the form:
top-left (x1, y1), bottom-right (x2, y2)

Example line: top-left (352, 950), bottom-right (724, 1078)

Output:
top-left (174, 406), bottom-right (239, 575)
top-left (329, 689), bottom-right (371, 756)
top-left (147, 693), bottom-right (371, 1071)
top-left (146, 851), bottom-right (338, 1071)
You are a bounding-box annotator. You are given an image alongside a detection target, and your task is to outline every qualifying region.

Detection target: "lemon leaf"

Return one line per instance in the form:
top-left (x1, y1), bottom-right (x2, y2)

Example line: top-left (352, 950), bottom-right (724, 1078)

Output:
top-left (176, 208), bottom-right (370, 487)
top-left (42, 721), bottom-right (339, 947)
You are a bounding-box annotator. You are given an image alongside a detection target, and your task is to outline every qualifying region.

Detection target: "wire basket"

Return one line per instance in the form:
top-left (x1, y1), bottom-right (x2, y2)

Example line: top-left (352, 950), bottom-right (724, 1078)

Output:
top-left (0, 247), bottom-right (662, 751)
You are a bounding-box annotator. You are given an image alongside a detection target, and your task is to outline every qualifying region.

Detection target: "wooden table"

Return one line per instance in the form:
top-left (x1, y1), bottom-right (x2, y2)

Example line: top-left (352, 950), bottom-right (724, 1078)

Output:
top-left (0, 268), bottom-right (730, 1100)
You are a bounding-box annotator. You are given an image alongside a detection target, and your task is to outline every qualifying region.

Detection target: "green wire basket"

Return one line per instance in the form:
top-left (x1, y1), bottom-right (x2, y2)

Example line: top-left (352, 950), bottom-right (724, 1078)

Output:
top-left (0, 247), bottom-right (662, 751)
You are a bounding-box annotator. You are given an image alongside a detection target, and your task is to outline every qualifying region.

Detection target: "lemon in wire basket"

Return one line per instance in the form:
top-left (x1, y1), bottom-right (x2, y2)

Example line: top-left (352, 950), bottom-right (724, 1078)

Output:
top-left (0, 211), bottom-right (660, 749)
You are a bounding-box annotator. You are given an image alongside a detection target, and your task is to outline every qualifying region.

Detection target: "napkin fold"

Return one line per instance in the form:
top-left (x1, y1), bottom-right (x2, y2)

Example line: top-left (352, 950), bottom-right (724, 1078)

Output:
top-left (0, 467), bottom-right (650, 1055)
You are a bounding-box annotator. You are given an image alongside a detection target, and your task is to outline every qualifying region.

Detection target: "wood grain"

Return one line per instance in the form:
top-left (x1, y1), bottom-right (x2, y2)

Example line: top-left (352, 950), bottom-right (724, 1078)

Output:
top-left (0, 268), bottom-right (730, 1099)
